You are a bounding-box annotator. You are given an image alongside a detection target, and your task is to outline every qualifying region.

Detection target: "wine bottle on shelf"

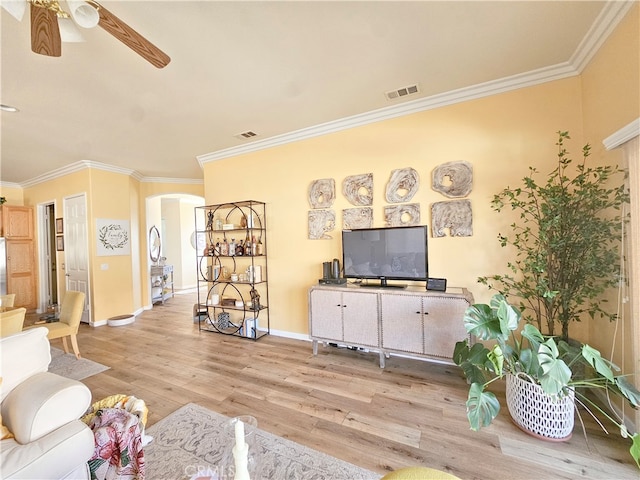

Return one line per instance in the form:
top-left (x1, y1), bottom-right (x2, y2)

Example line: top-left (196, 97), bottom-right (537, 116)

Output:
top-left (251, 235), bottom-right (258, 256)
top-left (214, 214), bottom-right (223, 230)
top-left (236, 240), bottom-right (244, 256)
top-left (256, 238), bottom-right (264, 255)
top-left (245, 233), bottom-right (252, 255)
top-left (214, 238), bottom-right (221, 255)
top-left (229, 238), bottom-right (236, 256)
top-left (220, 238), bottom-right (229, 256)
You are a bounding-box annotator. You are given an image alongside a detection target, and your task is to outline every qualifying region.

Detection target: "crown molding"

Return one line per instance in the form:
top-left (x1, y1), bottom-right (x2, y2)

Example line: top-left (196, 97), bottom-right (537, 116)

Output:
top-left (603, 118), bottom-right (640, 150)
top-left (570, 0), bottom-right (636, 73)
top-left (140, 176), bottom-right (204, 185)
top-left (197, 61), bottom-right (578, 166)
top-left (18, 160), bottom-right (203, 188)
top-left (197, 0), bottom-right (633, 167)
top-left (0, 181), bottom-right (22, 189)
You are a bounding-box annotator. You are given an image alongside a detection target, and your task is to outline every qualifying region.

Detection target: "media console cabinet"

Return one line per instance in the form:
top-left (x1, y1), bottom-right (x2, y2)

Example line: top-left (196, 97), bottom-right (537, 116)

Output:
top-left (308, 284), bottom-right (473, 368)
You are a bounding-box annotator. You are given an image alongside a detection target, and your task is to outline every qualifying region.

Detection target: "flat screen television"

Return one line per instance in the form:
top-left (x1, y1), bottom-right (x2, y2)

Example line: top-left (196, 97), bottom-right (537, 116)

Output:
top-left (342, 225), bottom-right (428, 288)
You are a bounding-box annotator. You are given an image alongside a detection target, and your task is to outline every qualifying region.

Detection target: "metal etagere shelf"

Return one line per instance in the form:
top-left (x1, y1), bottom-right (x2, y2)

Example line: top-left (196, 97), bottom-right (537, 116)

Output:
top-left (194, 200), bottom-right (269, 340)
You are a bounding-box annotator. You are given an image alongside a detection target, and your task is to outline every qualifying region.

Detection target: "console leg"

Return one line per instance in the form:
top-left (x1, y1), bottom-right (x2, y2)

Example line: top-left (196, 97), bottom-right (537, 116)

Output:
top-left (312, 340), bottom-right (318, 356)
top-left (379, 350), bottom-right (385, 369)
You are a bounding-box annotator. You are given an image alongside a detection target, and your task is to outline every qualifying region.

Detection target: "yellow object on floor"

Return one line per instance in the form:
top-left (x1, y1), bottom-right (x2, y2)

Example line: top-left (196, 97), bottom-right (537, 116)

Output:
top-left (382, 467), bottom-right (461, 480)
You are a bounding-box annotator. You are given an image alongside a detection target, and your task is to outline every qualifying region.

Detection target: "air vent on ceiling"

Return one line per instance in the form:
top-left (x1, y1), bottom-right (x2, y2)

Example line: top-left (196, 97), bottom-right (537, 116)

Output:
top-left (234, 131), bottom-right (259, 140)
top-left (385, 84), bottom-right (420, 101)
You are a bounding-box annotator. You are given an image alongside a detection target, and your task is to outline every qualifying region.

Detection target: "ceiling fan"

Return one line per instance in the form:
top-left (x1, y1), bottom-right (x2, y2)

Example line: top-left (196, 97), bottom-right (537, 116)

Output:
top-left (1, 0), bottom-right (170, 68)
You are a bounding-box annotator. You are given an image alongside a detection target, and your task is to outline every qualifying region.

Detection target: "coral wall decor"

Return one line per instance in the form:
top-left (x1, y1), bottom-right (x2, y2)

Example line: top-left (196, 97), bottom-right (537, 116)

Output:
top-left (308, 209), bottom-right (336, 239)
top-left (343, 173), bottom-right (373, 206)
top-left (308, 178), bottom-right (336, 208)
top-left (385, 168), bottom-right (419, 203)
top-left (384, 204), bottom-right (420, 227)
top-left (432, 161), bottom-right (473, 198)
top-left (431, 200), bottom-right (473, 237)
top-left (343, 207), bottom-right (373, 229)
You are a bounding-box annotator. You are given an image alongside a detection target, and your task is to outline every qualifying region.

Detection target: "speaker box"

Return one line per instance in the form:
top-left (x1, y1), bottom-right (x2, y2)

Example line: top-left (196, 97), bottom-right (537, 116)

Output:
top-left (427, 278), bottom-right (447, 291)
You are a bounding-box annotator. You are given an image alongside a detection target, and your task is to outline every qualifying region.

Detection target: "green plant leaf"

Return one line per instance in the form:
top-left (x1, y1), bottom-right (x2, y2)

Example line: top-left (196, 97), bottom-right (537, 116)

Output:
top-left (487, 344), bottom-right (504, 377)
top-left (452, 340), bottom-right (469, 365)
top-left (464, 304), bottom-right (502, 341)
top-left (630, 433), bottom-right (640, 469)
top-left (537, 338), bottom-right (571, 395)
top-left (521, 323), bottom-right (544, 351)
top-left (453, 340), bottom-right (491, 386)
top-left (615, 376), bottom-right (640, 408)
top-left (581, 344), bottom-right (616, 382)
top-left (466, 383), bottom-right (500, 431)
top-left (497, 299), bottom-right (521, 336)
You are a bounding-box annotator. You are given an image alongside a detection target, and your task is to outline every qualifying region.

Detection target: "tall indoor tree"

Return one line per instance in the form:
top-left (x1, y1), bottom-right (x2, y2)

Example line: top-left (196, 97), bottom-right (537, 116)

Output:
top-left (479, 131), bottom-right (629, 341)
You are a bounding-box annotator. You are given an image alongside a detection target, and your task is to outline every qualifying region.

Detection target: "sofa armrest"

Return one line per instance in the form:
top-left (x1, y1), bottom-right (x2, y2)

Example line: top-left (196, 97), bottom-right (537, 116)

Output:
top-left (0, 328), bottom-right (51, 402)
top-left (1, 372), bottom-right (91, 444)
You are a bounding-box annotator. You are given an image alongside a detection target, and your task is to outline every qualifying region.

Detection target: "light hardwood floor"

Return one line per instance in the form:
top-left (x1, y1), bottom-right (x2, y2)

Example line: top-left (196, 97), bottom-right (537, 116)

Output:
top-left (35, 291), bottom-right (638, 479)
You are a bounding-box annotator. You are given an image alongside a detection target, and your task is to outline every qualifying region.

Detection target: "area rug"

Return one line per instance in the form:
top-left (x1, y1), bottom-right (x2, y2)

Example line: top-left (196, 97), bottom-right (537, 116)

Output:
top-left (145, 403), bottom-right (380, 480)
top-left (48, 347), bottom-right (110, 381)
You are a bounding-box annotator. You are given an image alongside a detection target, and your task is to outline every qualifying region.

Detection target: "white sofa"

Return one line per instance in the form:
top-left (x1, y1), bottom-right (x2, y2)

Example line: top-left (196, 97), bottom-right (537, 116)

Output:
top-left (0, 327), bottom-right (94, 479)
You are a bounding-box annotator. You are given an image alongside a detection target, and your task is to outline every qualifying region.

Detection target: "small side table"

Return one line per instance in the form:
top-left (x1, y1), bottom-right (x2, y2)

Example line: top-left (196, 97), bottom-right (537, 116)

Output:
top-left (151, 265), bottom-right (174, 304)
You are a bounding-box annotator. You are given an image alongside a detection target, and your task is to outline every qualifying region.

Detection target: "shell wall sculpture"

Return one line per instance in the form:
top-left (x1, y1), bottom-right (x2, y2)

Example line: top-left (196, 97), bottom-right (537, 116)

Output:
top-left (431, 200), bottom-right (473, 237)
top-left (343, 173), bottom-right (373, 206)
top-left (308, 209), bottom-right (336, 239)
top-left (384, 203), bottom-right (420, 227)
top-left (308, 178), bottom-right (336, 209)
top-left (343, 207), bottom-right (373, 229)
top-left (385, 168), bottom-right (419, 203)
top-left (432, 161), bottom-right (473, 198)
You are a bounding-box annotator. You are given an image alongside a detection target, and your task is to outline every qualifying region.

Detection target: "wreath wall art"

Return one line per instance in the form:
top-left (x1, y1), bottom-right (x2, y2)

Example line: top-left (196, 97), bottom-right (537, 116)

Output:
top-left (96, 219), bottom-right (131, 256)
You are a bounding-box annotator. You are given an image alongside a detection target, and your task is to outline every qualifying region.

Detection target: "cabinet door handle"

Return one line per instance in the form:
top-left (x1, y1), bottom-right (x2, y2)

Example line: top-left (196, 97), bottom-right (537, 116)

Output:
top-left (415, 311), bottom-right (420, 314)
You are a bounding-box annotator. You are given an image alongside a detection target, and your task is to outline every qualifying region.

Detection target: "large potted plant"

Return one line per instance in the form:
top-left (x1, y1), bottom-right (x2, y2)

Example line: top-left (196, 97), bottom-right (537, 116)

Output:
top-left (453, 294), bottom-right (640, 467)
top-left (478, 131), bottom-right (628, 341)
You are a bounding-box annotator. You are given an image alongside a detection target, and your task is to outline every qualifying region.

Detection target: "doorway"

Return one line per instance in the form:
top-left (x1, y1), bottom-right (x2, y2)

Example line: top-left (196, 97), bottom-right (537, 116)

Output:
top-left (64, 193), bottom-right (91, 324)
top-left (37, 202), bottom-right (58, 312)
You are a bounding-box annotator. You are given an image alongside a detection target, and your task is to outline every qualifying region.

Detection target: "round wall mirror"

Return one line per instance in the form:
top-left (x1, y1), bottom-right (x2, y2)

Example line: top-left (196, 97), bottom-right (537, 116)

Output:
top-left (149, 225), bottom-right (161, 263)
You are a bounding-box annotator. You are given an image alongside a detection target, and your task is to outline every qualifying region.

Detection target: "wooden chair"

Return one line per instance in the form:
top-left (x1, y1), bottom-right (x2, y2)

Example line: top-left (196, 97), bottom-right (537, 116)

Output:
top-left (0, 307), bottom-right (26, 337)
top-left (0, 293), bottom-right (16, 308)
top-left (37, 291), bottom-right (85, 359)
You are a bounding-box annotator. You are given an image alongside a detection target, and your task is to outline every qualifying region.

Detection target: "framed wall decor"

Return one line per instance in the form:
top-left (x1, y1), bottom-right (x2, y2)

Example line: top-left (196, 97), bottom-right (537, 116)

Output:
top-left (55, 218), bottom-right (63, 234)
top-left (56, 235), bottom-right (64, 251)
top-left (96, 219), bottom-right (131, 256)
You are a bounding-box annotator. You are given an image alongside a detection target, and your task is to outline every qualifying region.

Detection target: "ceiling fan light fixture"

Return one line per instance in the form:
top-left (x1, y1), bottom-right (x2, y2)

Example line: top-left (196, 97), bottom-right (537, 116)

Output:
top-left (0, 104), bottom-right (20, 112)
top-left (0, 0), bottom-right (27, 21)
top-left (67, 0), bottom-right (98, 28)
top-left (58, 15), bottom-right (83, 42)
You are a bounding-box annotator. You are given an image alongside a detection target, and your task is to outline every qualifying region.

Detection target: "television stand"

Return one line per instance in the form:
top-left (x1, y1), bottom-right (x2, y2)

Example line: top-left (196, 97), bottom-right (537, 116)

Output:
top-left (359, 277), bottom-right (407, 289)
top-left (359, 282), bottom-right (406, 289)
top-left (308, 284), bottom-right (474, 367)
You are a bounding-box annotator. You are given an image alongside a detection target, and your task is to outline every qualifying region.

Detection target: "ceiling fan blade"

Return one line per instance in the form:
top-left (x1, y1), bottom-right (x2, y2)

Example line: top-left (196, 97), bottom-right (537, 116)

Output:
top-left (95, 3), bottom-right (170, 69)
top-left (30, 3), bottom-right (61, 57)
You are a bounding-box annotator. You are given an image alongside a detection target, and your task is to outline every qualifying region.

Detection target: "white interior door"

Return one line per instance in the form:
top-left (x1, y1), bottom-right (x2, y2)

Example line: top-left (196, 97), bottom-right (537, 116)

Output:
top-left (63, 194), bottom-right (91, 324)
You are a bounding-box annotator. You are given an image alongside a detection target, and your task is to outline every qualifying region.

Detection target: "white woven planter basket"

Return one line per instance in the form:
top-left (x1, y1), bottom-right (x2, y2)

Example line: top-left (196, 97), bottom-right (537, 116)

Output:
top-left (506, 373), bottom-right (575, 441)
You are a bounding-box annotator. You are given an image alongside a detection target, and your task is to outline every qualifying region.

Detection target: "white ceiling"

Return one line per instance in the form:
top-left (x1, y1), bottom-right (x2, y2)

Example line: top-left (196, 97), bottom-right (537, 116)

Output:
top-left (0, 0), bottom-right (631, 186)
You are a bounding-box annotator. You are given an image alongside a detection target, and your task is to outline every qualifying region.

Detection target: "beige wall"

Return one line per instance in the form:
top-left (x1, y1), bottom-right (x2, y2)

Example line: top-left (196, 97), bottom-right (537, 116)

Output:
top-left (22, 169), bottom-right (204, 322)
top-left (0, 185), bottom-right (24, 205)
top-left (204, 77), bottom-right (585, 336)
top-left (6, 6), bottom-right (638, 382)
top-left (581, 3), bottom-right (640, 424)
top-left (23, 169), bottom-right (91, 309)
